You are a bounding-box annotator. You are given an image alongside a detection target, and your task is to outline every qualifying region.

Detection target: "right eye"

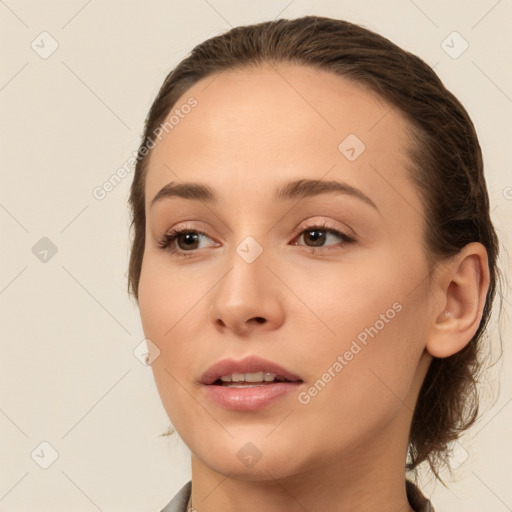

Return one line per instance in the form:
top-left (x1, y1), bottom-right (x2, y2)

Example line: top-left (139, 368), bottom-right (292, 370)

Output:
top-left (158, 226), bottom-right (218, 258)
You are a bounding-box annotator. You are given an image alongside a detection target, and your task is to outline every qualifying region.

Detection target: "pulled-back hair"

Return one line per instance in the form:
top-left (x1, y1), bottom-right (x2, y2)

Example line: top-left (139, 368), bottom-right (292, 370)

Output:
top-left (127, 15), bottom-right (504, 485)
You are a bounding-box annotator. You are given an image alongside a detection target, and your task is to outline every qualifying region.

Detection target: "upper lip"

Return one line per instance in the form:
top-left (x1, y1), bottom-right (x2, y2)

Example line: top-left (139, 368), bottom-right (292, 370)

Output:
top-left (200, 355), bottom-right (303, 385)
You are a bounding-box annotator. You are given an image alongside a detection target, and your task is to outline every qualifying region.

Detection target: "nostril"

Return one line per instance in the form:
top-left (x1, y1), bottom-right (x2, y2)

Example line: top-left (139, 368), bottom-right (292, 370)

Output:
top-left (254, 317), bottom-right (265, 324)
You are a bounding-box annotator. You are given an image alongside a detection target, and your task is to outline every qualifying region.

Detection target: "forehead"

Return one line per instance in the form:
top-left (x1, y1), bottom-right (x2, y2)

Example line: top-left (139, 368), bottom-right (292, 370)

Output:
top-left (144, 62), bottom-right (422, 219)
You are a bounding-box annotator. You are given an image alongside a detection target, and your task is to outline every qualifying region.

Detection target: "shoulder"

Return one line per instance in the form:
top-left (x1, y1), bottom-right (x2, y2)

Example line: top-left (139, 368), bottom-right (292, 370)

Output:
top-left (159, 481), bottom-right (191, 512)
top-left (406, 479), bottom-right (436, 512)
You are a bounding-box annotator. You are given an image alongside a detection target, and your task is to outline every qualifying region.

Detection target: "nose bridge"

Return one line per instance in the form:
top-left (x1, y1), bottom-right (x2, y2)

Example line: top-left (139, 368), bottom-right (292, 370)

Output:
top-left (218, 236), bottom-right (270, 307)
top-left (208, 232), bottom-right (285, 333)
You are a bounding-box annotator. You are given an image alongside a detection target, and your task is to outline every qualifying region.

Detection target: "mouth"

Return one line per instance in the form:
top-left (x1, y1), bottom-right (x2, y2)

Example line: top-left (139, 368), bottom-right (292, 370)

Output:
top-left (200, 355), bottom-right (303, 386)
top-left (211, 372), bottom-right (300, 387)
top-left (200, 355), bottom-right (304, 411)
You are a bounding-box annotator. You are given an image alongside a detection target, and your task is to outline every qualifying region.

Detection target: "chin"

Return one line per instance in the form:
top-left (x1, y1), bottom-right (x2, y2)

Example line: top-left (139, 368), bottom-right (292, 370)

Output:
top-left (186, 431), bottom-right (308, 481)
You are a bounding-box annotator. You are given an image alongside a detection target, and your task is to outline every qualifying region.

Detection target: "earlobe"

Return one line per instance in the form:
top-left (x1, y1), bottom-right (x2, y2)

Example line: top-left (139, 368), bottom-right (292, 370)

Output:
top-left (426, 242), bottom-right (490, 359)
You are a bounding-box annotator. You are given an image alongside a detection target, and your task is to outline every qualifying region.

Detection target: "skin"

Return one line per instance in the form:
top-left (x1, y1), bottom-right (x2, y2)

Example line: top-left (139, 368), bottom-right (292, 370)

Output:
top-left (137, 62), bottom-right (490, 512)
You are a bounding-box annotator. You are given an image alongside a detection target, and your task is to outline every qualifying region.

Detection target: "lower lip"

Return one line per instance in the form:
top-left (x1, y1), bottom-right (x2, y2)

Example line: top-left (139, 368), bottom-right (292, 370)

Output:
top-left (203, 382), bottom-right (302, 411)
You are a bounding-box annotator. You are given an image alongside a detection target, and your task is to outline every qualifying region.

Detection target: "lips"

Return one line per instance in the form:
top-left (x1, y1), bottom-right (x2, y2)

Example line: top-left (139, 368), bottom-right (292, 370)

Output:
top-left (200, 355), bottom-right (303, 385)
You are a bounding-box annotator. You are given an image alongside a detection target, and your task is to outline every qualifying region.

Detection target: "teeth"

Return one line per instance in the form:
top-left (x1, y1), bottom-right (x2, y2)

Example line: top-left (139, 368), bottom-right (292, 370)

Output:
top-left (219, 372), bottom-right (278, 383)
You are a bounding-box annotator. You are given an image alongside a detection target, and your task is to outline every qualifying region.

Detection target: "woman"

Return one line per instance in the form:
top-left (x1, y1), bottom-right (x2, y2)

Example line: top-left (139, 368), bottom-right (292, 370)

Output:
top-left (127, 15), bottom-right (503, 512)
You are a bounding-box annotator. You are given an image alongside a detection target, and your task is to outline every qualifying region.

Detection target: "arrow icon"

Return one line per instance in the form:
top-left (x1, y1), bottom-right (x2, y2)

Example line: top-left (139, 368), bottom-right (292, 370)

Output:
top-left (236, 236), bottom-right (263, 263)
top-left (338, 134), bottom-right (365, 161)
top-left (440, 31), bottom-right (468, 59)
top-left (31, 441), bottom-right (59, 468)
top-left (35, 39), bottom-right (45, 48)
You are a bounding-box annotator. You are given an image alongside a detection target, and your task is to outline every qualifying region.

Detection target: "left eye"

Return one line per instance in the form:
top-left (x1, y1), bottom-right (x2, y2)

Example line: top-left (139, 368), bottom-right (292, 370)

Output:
top-left (294, 226), bottom-right (354, 249)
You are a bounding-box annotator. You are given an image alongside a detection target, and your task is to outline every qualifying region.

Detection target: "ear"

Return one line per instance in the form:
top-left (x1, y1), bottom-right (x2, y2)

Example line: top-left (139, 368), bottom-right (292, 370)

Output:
top-left (426, 242), bottom-right (490, 358)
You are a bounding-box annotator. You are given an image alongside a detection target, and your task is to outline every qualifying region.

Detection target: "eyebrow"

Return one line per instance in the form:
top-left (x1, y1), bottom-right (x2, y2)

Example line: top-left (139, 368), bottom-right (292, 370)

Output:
top-left (149, 178), bottom-right (379, 213)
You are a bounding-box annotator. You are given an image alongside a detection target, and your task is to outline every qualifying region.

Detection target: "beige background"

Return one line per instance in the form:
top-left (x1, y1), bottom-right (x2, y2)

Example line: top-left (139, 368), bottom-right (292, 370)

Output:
top-left (1, 1), bottom-right (511, 511)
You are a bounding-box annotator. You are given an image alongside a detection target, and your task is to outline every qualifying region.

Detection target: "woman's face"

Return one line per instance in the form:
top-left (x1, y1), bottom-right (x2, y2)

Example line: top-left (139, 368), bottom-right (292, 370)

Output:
top-left (138, 63), bottom-right (435, 479)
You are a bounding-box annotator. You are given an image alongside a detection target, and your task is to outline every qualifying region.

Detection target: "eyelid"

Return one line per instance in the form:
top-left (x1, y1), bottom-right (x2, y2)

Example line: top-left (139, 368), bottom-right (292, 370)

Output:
top-left (291, 217), bottom-right (354, 239)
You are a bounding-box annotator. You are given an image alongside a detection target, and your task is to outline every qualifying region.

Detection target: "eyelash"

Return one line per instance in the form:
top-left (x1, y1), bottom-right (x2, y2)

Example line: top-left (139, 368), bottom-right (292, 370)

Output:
top-left (157, 221), bottom-right (355, 259)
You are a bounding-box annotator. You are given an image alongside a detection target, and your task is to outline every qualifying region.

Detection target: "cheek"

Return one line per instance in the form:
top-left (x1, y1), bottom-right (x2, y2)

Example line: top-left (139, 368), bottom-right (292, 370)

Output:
top-left (138, 256), bottom-right (204, 419)
top-left (296, 267), bottom-right (423, 429)
top-left (294, 313), bottom-right (419, 458)
top-left (138, 252), bottom-right (188, 338)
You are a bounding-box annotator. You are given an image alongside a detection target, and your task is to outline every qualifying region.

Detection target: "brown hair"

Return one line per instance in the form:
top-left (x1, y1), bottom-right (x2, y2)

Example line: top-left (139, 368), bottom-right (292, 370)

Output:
top-left (127, 15), bottom-right (504, 485)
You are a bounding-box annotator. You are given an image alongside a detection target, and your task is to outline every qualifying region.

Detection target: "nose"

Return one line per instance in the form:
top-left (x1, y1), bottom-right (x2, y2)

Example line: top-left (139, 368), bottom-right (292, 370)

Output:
top-left (208, 252), bottom-right (285, 337)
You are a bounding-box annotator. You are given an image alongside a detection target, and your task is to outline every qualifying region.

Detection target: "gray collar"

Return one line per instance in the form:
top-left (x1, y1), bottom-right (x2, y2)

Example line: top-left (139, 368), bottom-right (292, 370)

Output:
top-left (159, 479), bottom-right (435, 511)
